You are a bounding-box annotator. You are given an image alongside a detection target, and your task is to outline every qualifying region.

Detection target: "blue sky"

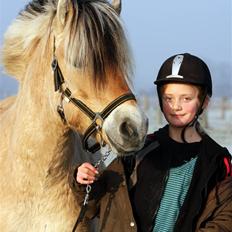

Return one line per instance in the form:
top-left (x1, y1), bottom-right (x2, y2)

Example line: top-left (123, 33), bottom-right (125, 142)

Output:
top-left (121, 0), bottom-right (232, 96)
top-left (0, 0), bottom-right (231, 97)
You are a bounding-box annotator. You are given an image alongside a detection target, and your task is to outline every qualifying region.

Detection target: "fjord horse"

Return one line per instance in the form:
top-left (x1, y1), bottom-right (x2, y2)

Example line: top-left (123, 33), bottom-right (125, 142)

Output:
top-left (0, 0), bottom-right (148, 231)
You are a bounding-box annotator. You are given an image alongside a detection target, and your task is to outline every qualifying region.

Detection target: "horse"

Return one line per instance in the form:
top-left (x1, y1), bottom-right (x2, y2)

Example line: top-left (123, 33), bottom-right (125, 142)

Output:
top-left (0, 0), bottom-right (148, 231)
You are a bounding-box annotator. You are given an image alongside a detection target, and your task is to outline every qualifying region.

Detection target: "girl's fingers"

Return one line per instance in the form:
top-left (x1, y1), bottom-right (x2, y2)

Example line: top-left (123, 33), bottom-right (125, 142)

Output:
top-left (76, 162), bottom-right (99, 184)
top-left (76, 174), bottom-right (94, 185)
top-left (79, 172), bottom-right (95, 181)
top-left (81, 163), bottom-right (99, 174)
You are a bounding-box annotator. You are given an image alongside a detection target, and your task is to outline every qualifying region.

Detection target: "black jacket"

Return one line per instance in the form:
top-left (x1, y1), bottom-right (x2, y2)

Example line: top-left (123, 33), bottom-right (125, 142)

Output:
top-left (130, 125), bottom-right (231, 232)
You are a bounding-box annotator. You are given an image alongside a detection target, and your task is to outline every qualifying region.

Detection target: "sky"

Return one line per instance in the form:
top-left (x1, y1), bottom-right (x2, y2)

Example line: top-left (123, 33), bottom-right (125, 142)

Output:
top-left (0, 0), bottom-right (232, 98)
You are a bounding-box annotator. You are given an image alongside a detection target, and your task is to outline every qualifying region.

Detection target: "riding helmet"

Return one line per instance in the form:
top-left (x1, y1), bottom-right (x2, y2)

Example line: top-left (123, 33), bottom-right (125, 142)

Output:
top-left (154, 53), bottom-right (212, 97)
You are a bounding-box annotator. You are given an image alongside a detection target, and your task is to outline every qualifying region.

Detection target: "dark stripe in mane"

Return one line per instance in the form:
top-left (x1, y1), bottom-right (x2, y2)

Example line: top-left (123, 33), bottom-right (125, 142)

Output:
top-left (22, 0), bottom-right (51, 15)
top-left (21, 0), bottom-right (132, 87)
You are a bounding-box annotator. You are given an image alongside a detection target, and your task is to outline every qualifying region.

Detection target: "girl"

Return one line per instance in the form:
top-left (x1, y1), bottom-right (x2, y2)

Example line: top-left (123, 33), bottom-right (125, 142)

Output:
top-left (130, 53), bottom-right (232, 232)
top-left (69, 53), bottom-right (232, 232)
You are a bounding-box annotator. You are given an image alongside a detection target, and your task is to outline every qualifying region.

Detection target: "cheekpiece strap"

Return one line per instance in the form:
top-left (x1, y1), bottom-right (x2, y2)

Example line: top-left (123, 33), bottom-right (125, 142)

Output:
top-left (51, 58), bottom-right (65, 92)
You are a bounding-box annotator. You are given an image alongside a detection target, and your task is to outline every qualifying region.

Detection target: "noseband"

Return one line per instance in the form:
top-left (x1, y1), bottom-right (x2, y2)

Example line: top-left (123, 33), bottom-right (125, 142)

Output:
top-left (52, 58), bottom-right (136, 153)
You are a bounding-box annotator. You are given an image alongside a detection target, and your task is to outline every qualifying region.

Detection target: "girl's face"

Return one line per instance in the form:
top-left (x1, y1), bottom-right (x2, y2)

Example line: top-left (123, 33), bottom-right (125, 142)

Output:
top-left (161, 83), bottom-right (202, 128)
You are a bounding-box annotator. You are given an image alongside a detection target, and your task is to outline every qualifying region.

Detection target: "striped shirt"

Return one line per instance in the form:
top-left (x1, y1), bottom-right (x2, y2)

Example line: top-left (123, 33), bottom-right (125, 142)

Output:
top-left (153, 157), bottom-right (197, 232)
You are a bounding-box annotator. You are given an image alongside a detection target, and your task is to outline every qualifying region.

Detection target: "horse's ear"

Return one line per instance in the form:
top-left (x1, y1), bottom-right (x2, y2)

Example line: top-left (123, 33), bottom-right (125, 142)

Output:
top-left (57, 0), bottom-right (70, 28)
top-left (111, 0), bottom-right (122, 15)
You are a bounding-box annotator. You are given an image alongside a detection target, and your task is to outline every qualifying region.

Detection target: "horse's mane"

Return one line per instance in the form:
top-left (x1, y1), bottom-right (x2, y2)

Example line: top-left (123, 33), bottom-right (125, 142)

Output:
top-left (2, 0), bottom-right (132, 87)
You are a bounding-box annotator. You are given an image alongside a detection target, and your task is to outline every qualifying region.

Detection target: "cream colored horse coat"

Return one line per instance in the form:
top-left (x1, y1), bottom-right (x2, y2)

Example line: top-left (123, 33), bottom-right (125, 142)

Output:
top-left (0, 0), bottom-right (147, 231)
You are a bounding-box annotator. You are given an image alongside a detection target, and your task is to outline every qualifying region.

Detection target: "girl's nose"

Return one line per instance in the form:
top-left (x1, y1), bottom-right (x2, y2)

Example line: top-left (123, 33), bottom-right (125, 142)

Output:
top-left (172, 100), bottom-right (182, 111)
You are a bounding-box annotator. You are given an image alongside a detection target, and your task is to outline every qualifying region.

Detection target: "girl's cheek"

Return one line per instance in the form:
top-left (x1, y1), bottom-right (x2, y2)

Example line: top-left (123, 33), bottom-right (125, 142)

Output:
top-left (185, 103), bottom-right (199, 114)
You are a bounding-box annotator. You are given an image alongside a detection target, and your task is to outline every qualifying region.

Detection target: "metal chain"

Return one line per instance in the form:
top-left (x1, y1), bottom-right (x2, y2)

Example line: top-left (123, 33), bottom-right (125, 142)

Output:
top-left (93, 148), bottom-right (112, 168)
top-left (83, 148), bottom-right (112, 206)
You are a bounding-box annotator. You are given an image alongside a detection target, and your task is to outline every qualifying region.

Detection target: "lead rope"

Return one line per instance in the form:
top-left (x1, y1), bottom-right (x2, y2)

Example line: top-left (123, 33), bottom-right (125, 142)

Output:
top-left (71, 147), bottom-right (112, 232)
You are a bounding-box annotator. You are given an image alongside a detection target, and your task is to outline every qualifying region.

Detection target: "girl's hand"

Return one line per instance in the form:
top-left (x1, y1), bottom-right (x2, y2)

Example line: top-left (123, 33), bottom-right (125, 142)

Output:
top-left (76, 162), bottom-right (99, 185)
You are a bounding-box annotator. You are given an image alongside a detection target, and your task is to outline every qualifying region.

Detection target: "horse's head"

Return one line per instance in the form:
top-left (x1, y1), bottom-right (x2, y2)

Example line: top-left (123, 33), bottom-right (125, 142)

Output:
top-left (2, 0), bottom-right (148, 155)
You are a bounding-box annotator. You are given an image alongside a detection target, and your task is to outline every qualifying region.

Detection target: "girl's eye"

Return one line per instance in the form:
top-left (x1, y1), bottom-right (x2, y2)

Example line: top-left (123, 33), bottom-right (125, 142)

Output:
top-left (163, 96), bottom-right (172, 102)
top-left (183, 97), bottom-right (192, 101)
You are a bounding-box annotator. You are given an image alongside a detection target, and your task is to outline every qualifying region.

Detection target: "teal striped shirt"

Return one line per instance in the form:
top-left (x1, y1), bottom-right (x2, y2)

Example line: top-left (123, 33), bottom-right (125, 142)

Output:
top-left (153, 157), bottom-right (197, 232)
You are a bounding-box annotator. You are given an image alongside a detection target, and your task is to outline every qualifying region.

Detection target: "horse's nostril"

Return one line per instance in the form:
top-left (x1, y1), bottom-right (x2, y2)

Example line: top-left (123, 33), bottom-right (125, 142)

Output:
top-left (119, 121), bottom-right (138, 138)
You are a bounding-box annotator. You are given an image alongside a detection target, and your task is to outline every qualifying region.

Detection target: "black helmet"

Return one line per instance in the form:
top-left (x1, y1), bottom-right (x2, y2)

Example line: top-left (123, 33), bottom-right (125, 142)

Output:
top-left (154, 53), bottom-right (212, 97)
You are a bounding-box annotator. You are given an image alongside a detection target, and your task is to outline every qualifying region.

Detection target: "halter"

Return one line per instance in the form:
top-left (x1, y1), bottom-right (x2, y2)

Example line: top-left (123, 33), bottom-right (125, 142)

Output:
top-left (51, 58), bottom-right (136, 153)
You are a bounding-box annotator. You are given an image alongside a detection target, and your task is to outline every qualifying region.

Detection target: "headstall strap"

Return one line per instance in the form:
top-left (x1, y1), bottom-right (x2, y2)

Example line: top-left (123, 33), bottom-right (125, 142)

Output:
top-left (52, 58), bottom-right (65, 92)
top-left (52, 37), bottom-right (64, 92)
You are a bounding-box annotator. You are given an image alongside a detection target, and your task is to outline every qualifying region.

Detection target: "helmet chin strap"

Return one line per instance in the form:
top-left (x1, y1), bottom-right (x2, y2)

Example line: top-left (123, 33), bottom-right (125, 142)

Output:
top-left (181, 90), bottom-right (208, 143)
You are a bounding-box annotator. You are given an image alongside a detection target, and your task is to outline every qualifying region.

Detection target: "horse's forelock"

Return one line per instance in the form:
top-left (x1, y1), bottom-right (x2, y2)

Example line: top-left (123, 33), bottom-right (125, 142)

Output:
top-left (64, 0), bottom-right (132, 88)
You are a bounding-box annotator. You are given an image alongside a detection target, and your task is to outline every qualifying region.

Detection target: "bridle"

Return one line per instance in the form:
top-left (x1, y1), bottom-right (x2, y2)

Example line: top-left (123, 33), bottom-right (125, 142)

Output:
top-left (51, 58), bottom-right (136, 153)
